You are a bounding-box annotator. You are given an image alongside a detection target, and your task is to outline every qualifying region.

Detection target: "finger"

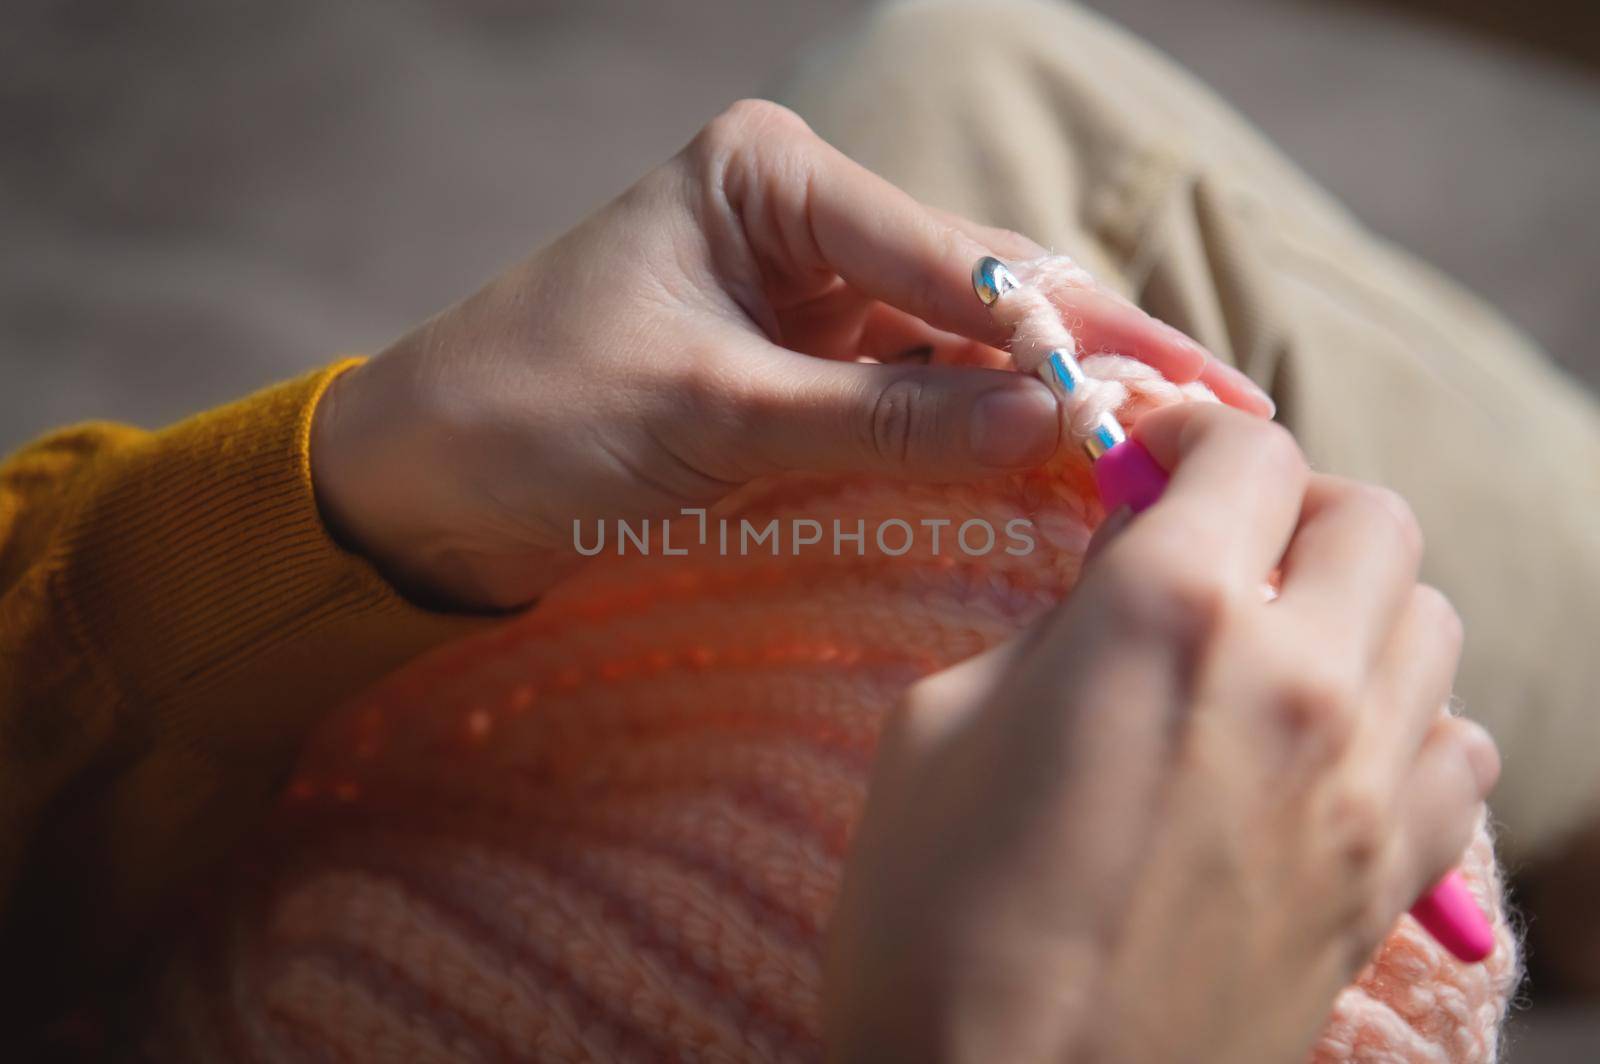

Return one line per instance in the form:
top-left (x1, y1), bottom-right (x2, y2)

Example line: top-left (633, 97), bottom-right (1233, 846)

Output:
top-left (1123, 403), bottom-right (1309, 583)
top-left (1197, 358), bottom-right (1276, 418)
top-left (817, 295), bottom-right (1259, 405)
top-left (1055, 284), bottom-right (1210, 385)
top-left (704, 101), bottom-right (1229, 390)
top-left (957, 227), bottom-right (1272, 414)
top-left (1042, 278), bottom-right (1272, 414)
top-left (1356, 584), bottom-right (1465, 791)
top-left (924, 206), bottom-right (1222, 390)
top-left (925, 205), bottom-right (1048, 261)
top-left (1391, 717), bottom-right (1499, 903)
top-left (875, 209), bottom-right (1034, 369)
top-left (1052, 285), bottom-right (1273, 416)
top-left (910, 231), bottom-right (1277, 411)
top-left (934, 214), bottom-right (1267, 412)
top-left (858, 306), bottom-right (1009, 368)
top-left (701, 102), bottom-right (1002, 342)
top-left (744, 346), bottom-right (1061, 478)
top-left (772, 271), bottom-right (1008, 367)
top-left (776, 282), bottom-right (918, 362)
top-left (1275, 476), bottom-right (1424, 670)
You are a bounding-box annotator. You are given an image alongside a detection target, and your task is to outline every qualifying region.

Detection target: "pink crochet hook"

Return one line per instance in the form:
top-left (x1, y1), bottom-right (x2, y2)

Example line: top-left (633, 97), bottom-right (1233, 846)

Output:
top-left (973, 256), bottom-right (1494, 964)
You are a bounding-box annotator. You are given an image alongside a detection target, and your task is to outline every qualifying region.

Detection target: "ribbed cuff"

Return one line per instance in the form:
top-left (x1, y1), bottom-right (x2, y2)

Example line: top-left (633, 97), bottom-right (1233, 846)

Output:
top-left (55, 360), bottom-right (422, 705)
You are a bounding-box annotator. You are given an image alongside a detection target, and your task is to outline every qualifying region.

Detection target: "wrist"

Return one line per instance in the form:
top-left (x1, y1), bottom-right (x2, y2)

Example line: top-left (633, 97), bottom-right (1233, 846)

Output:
top-left (309, 359), bottom-right (454, 605)
top-left (308, 357), bottom-right (569, 612)
top-left (310, 360), bottom-right (388, 563)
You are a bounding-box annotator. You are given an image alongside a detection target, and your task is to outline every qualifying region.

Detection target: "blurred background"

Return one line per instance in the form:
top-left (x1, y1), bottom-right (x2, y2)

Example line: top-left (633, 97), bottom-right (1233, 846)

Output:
top-left (2, 0), bottom-right (1596, 1056)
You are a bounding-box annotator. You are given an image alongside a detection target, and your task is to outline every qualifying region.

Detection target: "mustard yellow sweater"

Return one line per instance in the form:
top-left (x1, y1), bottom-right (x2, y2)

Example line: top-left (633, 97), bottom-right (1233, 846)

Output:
top-left (0, 362), bottom-right (480, 1026)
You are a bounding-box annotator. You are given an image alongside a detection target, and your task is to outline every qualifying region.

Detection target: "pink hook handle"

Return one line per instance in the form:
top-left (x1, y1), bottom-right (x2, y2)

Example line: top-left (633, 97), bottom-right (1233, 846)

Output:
top-left (1409, 871), bottom-right (1494, 962)
top-left (1092, 436), bottom-right (1171, 515)
top-left (1092, 438), bottom-right (1494, 964)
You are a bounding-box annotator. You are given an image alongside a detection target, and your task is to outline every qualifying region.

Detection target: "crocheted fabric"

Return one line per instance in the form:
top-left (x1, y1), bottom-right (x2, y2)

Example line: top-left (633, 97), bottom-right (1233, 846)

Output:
top-left (145, 291), bottom-right (1519, 1063)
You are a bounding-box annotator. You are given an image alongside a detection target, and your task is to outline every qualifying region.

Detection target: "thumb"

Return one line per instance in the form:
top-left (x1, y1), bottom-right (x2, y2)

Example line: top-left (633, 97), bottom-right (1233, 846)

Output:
top-left (748, 353), bottom-right (1061, 480)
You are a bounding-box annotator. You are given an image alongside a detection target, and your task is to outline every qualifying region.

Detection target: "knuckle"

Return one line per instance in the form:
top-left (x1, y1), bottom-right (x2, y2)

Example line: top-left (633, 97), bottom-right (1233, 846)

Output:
top-left (1100, 549), bottom-right (1231, 645)
top-left (882, 676), bottom-right (954, 756)
top-left (670, 348), bottom-right (754, 457)
top-left (866, 376), bottom-right (930, 465)
top-left (687, 100), bottom-right (812, 203)
top-left (1355, 484), bottom-right (1424, 560)
top-left (998, 225), bottom-right (1034, 247)
top-left (988, 225), bottom-right (1041, 258)
top-left (1422, 793), bottom-right (1484, 880)
top-left (696, 99), bottom-right (806, 156)
top-left (1254, 420), bottom-right (1309, 481)
top-left (909, 224), bottom-right (964, 313)
top-left (1435, 717), bottom-right (1499, 801)
top-left (1189, 412), bottom-right (1306, 490)
top-left (725, 98), bottom-right (807, 133)
top-left (1413, 584), bottom-right (1464, 650)
top-left (1276, 669), bottom-right (1359, 755)
top-left (676, 347), bottom-right (735, 417)
top-left (1324, 783), bottom-right (1391, 878)
top-left (1348, 893), bottom-right (1401, 967)
top-left (903, 668), bottom-right (948, 707)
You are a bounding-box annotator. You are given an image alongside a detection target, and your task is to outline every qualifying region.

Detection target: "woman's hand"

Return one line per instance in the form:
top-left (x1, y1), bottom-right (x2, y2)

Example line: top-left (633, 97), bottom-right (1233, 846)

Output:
top-left (310, 99), bottom-right (1269, 609)
top-left (825, 404), bottom-right (1499, 1064)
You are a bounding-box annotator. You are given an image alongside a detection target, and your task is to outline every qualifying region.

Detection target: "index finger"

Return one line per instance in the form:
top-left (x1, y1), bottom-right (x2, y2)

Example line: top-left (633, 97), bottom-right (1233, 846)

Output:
top-left (926, 206), bottom-right (1229, 391)
top-left (701, 102), bottom-right (1220, 390)
top-left (1124, 403), bottom-right (1310, 583)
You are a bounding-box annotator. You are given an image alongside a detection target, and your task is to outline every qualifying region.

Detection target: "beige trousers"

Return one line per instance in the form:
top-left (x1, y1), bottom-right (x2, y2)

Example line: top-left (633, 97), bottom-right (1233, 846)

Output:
top-left (777, 0), bottom-right (1600, 863)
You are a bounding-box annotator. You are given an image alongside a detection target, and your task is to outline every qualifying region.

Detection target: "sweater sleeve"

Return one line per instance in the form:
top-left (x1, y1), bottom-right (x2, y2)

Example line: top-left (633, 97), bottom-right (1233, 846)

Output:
top-left (0, 361), bottom-right (482, 1024)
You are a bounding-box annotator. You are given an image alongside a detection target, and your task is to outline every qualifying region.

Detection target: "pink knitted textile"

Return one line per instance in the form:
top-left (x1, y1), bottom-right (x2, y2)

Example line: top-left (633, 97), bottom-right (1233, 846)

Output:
top-left (147, 289), bottom-right (1519, 1064)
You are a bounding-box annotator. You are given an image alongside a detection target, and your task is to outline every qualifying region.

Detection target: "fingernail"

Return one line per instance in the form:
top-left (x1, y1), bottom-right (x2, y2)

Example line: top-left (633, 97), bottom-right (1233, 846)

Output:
top-left (1213, 360), bottom-right (1277, 418)
top-left (1165, 323), bottom-right (1210, 357)
top-left (1460, 721), bottom-right (1501, 795)
top-left (969, 380), bottom-right (1060, 468)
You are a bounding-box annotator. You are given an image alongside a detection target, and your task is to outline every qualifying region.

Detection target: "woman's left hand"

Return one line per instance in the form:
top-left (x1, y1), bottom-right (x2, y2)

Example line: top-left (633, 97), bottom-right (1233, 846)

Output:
top-left (311, 99), bottom-right (1270, 609)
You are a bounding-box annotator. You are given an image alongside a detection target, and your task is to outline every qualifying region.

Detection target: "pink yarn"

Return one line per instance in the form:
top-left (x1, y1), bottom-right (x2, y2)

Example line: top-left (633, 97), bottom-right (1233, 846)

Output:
top-left (143, 258), bottom-right (1518, 1062)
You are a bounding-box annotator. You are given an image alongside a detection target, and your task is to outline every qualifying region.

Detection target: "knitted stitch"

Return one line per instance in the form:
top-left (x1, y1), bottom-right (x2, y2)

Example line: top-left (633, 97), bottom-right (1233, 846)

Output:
top-left (145, 261), bottom-right (1519, 1063)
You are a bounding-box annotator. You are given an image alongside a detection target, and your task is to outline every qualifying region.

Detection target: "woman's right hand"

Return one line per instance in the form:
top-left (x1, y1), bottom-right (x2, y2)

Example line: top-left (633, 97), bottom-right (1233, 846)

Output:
top-left (825, 403), bottom-right (1500, 1063)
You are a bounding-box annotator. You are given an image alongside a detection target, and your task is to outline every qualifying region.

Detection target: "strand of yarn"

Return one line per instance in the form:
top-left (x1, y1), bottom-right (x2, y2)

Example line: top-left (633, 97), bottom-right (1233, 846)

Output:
top-left (985, 255), bottom-right (1209, 445)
